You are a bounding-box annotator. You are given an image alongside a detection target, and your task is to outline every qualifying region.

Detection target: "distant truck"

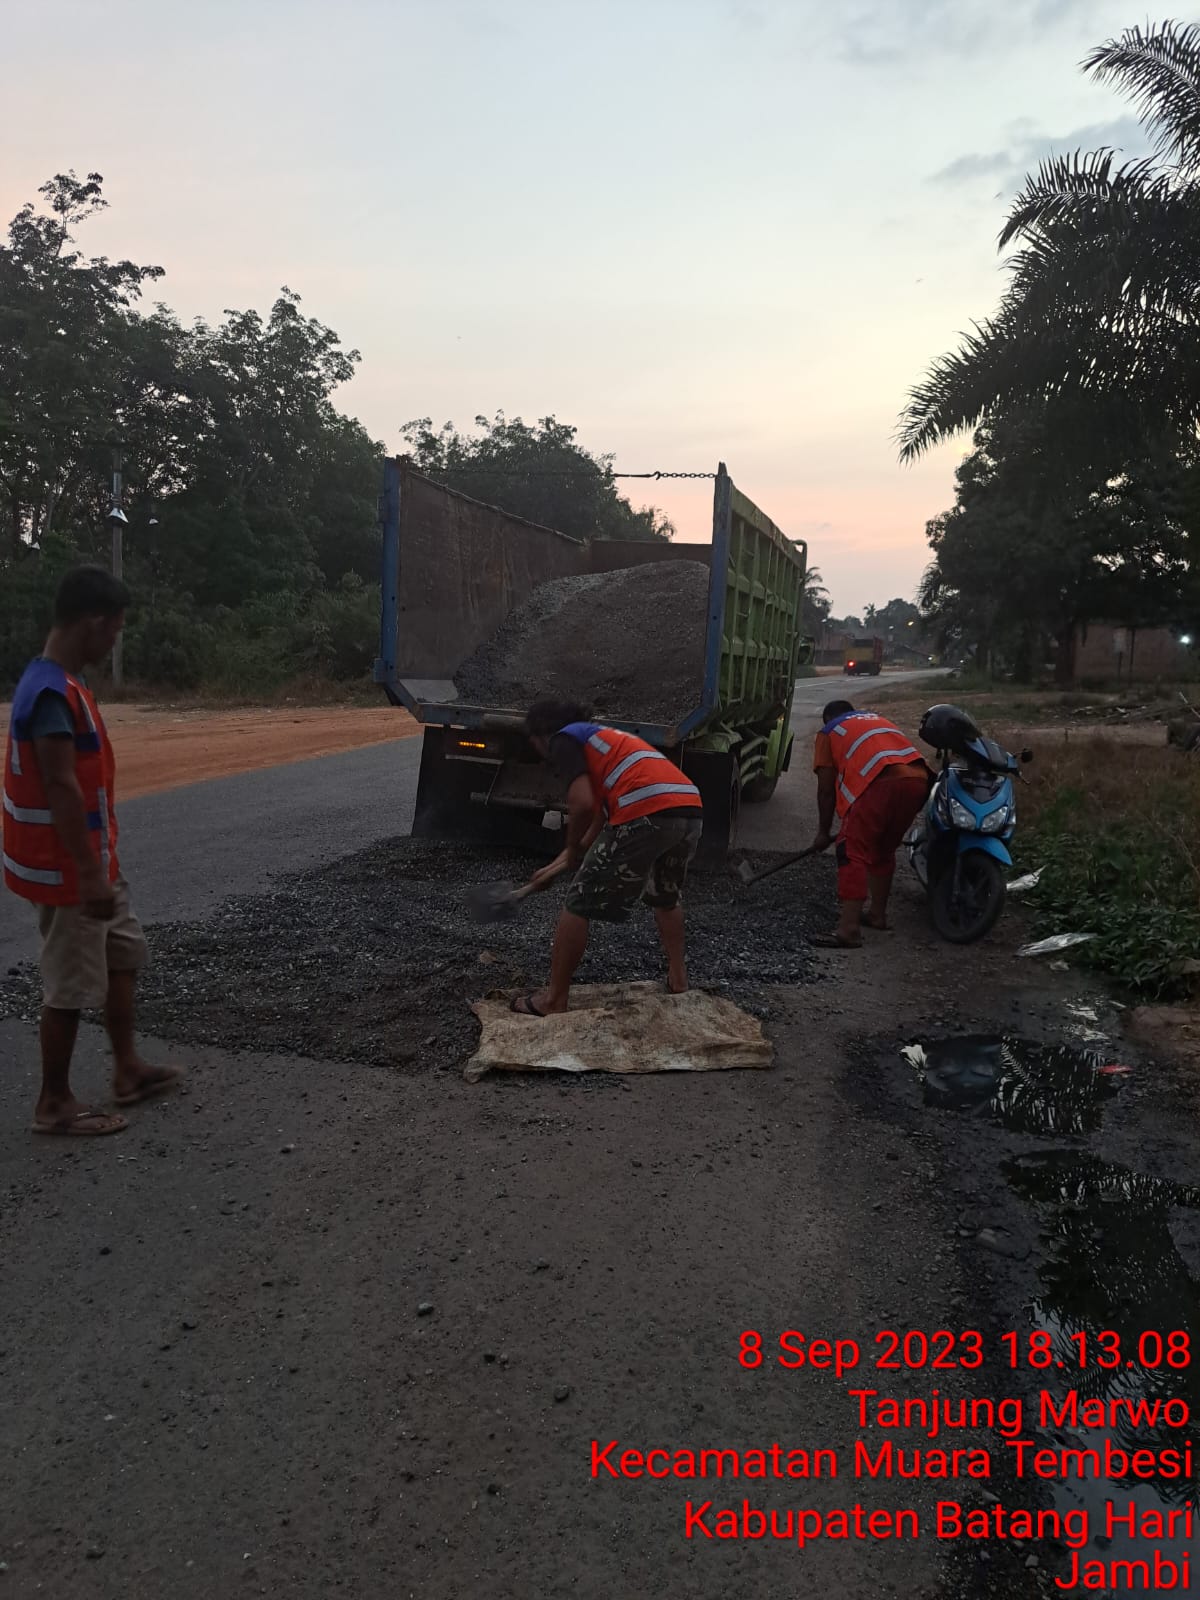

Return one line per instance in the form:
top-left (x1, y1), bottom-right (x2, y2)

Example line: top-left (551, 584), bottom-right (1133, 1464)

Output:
top-left (375, 459), bottom-right (808, 858)
top-left (844, 637), bottom-right (884, 676)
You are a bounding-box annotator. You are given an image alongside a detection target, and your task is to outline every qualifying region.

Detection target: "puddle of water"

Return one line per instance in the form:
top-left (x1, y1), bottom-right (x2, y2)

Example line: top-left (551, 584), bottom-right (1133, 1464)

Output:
top-left (902, 1035), bottom-right (1125, 1137)
top-left (1006, 1151), bottom-right (1200, 1593)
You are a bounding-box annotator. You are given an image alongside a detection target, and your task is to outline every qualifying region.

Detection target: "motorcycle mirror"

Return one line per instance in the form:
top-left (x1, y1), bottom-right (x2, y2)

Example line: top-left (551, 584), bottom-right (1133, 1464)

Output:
top-left (1020, 748), bottom-right (1034, 764)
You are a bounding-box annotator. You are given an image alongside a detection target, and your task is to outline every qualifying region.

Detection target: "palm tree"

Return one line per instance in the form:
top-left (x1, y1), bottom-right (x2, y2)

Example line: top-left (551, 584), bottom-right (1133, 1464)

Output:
top-left (803, 563), bottom-right (830, 610)
top-left (898, 22), bottom-right (1200, 470)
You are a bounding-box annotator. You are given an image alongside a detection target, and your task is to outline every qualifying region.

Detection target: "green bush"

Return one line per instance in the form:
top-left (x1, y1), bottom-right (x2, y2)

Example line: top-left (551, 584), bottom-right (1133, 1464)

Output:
top-left (1023, 782), bottom-right (1200, 998)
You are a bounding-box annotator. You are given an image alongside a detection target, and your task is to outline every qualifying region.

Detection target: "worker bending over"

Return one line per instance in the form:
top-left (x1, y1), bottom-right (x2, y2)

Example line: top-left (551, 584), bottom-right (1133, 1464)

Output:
top-left (513, 700), bottom-right (704, 1016)
top-left (810, 699), bottom-right (930, 949)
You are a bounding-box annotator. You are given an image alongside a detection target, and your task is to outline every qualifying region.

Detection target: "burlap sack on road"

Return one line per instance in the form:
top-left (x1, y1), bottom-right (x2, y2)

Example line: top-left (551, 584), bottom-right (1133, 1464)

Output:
top-left (465, 982), bottom-right (772, 1082)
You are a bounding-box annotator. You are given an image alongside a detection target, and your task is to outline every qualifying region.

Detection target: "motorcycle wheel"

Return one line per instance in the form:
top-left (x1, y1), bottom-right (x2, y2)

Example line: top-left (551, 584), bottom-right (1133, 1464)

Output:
top-left (929, 853), bottom-right (1006, 943)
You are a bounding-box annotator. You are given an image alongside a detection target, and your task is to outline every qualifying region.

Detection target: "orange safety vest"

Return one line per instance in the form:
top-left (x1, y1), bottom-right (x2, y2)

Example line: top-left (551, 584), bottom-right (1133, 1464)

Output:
top-left (3, 659), bottom-right (120, 906)
top-left (822, 710), bottom-right (922, 819)
top-left (559, 722), bottom-right (701, 823)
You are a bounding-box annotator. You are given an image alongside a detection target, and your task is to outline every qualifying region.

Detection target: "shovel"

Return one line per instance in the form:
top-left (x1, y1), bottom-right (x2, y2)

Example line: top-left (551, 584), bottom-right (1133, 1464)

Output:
top-left (736, 845), bottom-right (819, 887)
top-left (466, 858), bottom-right (570, 923)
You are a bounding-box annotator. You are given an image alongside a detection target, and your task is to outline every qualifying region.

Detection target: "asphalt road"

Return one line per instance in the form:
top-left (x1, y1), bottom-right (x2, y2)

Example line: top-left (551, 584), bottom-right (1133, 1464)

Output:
top-left (791, 666), bottom-right (951, 711)
top-left (0, 737), bottom-right (422, 971)
top-left (2, 667), bottom-right (1189, 1600)
top-left (0, 671), bottom-right (950, 970)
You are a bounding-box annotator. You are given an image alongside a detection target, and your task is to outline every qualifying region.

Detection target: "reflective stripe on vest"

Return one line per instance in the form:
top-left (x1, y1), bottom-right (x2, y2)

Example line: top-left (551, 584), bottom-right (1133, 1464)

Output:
top-left (825, 712), bottom-right (920, 818)
top-left (558, 723), bottom-right (701, 822)
top-left (2, 852), bottom-right (64, 887)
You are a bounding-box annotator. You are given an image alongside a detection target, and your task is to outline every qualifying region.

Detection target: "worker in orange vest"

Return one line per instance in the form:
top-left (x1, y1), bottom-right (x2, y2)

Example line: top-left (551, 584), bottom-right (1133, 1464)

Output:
top-left (809, 699), bottom-right (931, 948)
top-left (3, 566), bottom-right (182, 1136)
top-left (512, 698), bottom-right (704, 1015)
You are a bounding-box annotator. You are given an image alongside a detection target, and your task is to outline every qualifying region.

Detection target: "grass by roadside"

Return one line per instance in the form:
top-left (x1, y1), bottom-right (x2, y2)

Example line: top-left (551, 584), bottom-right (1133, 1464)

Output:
top-left (1018, 738), bottom-right (1200, 999)
top-left (93, 673), bottom-right (385, 711)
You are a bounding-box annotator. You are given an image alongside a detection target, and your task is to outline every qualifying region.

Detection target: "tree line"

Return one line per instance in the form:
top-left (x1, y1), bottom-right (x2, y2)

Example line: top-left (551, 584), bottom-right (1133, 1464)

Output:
top-left (0, 175), bottom-right (669, 695)
top-left (903, 20), bottom-right (1200, 680)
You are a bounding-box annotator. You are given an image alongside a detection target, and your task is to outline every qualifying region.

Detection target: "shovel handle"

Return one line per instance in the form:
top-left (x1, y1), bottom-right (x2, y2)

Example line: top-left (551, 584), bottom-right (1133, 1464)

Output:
top-left (741, 844), bottom-right (819, 886)
top-left (513, 855), bottom-right (573, 901)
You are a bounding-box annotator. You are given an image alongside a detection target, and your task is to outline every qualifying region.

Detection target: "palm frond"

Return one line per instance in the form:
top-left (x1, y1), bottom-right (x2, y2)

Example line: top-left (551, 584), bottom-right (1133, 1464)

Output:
top-left (1000, 152), bottom-right (1166, 248)
top-left (1085, 22), bottom-right (1200, 171)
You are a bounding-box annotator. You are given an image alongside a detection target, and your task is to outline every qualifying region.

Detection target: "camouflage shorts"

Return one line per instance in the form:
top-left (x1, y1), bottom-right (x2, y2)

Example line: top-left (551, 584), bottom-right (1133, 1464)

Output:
top-left (565, 814), bottom-right (704, 922)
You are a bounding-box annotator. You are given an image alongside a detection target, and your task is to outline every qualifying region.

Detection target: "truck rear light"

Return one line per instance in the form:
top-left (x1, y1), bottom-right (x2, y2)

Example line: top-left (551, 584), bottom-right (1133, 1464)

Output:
top-left (456, 739), bottom-right (488, 750)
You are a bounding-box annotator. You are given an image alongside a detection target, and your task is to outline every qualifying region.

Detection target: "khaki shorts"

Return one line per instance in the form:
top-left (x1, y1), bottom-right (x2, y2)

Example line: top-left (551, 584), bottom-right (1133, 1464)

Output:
top-left (35, 875), bottom-right (148, 1011)
top-left (565, 813), bottom-right (704, 922)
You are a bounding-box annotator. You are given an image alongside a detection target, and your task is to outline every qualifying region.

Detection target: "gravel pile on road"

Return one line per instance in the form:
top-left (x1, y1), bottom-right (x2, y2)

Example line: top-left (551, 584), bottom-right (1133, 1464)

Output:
top-left (0, 838), bottom-right (827, 1073)
top-left (452, 561), bottom-right (710, 723)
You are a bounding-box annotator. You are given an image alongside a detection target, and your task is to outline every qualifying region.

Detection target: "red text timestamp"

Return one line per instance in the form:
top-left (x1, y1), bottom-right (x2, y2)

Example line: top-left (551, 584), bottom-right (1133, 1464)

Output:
top-left (737, 1329), bottom-right (1191, 1376)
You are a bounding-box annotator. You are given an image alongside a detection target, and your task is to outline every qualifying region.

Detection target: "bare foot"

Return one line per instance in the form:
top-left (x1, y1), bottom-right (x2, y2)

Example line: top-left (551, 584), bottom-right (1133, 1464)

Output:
top-left (863, 912), bottom-right (891, 931)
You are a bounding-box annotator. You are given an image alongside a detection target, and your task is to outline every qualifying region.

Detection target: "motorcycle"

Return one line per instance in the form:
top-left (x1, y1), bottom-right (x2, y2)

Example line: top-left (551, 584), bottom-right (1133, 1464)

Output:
top-left (906, 704), bottom-right (1032, 943)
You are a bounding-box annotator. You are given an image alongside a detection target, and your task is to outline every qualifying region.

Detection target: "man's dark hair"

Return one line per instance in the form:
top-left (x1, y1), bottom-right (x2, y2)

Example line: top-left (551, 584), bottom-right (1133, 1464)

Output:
top-left (54, 565), bottom-right (132, 626)
top-left (526, 698), bottom-right (590, 738)
top-left (822, 699), bottom-right (855, 723)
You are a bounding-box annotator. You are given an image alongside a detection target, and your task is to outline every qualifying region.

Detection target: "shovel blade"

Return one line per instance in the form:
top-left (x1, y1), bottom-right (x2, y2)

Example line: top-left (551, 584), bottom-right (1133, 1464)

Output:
top-left (466, 881), bottom-right (518, 923)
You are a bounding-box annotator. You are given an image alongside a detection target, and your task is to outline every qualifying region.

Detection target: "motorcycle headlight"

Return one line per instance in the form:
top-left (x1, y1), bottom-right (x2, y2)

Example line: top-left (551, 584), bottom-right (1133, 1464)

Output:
top-left (949, 798), bottom-right (975, 829)
top-left (981, 805), bottom-right (1013, 834)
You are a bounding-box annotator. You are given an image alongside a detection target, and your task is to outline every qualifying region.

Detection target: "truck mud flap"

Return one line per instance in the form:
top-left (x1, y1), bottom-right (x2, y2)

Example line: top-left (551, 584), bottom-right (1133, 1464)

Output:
top-left (682, 750), bottom-right (740, 866)
top-left (412, 727), bottom-right (480, 839)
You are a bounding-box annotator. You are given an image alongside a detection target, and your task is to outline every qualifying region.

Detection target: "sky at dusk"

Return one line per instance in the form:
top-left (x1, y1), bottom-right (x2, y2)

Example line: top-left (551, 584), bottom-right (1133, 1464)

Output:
top-left (5, 0), bottom-right (1152, 614)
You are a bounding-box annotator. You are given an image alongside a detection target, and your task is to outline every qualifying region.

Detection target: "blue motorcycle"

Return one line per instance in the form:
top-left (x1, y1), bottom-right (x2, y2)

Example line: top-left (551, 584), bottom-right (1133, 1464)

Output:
top-left (906, 704), bottom-right (1032, 943)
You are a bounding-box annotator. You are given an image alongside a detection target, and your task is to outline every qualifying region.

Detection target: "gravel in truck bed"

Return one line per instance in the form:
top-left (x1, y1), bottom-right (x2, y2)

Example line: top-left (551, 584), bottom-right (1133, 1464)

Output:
top-left (452, 560), bottom-right (710, 723)
top-left (0, 838), bottom-right (827, 1072)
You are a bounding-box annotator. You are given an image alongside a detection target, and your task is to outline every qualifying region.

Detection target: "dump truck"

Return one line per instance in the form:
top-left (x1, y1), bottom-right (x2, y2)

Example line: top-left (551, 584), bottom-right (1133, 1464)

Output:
top-left (844, 636), bottom-right (884, 676)
top-left (375, 458), bottom-right (808, 858)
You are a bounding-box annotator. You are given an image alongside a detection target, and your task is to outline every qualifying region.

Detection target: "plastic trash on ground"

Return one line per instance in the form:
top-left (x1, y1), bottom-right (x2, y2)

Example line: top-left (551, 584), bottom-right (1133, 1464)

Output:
top-left (465, 982), bottom-right (773, 1082)
top-left (1018, 932), bottom-right (1095, 958)
top-left (1008, 869), bottom-right (1043, 893)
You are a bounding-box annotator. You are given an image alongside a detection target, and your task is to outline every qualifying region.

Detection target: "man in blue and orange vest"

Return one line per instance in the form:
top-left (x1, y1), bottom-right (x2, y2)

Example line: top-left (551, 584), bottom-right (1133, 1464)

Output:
top-left (513, 699), bottom-right (704, 1015)
top-left (809, 699), bottom-right (931, 949)
top-left (3, 566), bottom-right (181, 1136)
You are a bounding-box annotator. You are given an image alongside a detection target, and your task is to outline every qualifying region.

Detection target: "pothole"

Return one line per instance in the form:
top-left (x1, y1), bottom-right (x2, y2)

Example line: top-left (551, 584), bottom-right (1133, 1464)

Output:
top-left (901, 1035), bottom-right (1131, 1138)
top-left (1003, 1152), bottom-right (1200, 1589)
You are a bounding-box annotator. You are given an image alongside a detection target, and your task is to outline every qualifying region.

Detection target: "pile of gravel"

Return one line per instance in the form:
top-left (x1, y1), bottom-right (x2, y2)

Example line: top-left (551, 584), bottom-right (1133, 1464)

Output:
top-left (452, 561), bottom-right (710, 723)
top-left (0, 838), bottom-right (828, 1072)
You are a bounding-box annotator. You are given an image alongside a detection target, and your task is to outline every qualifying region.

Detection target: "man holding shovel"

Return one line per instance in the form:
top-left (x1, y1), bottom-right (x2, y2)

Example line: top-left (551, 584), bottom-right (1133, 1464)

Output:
top-left (809, 699), bottom-right (930, 949)
top-left (509, 700), bottom-right (703, 1016)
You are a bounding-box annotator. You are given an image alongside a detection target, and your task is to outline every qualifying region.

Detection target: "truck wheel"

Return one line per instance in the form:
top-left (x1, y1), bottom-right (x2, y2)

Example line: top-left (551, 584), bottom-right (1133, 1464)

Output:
top-left (743, 772), bottom-right (779, 803)
top-left (683, 751), bottom-right (740, 865)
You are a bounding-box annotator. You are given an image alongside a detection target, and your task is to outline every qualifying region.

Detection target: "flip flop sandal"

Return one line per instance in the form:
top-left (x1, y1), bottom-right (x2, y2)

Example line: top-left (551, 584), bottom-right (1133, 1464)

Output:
top-left (810, 933), bottom-right (863, 949)
top-left (510, 994), bottom-right (548, 1017)
top-left (32, 1108), bottom-right (128, 1137)
top-left (114, 1068), bottom-right (183, 1107)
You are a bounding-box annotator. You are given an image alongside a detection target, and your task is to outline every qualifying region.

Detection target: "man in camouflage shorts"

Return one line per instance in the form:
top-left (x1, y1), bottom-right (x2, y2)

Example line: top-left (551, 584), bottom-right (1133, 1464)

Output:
top-left (564, 812), bottom-right (703, 922)
top-left (512, 700), bottom-right (705, 1016)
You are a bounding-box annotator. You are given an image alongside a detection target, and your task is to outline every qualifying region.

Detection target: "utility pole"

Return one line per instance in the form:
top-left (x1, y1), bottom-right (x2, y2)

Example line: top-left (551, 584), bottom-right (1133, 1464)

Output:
top-left (108, 447), bottom-right (128, 689)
